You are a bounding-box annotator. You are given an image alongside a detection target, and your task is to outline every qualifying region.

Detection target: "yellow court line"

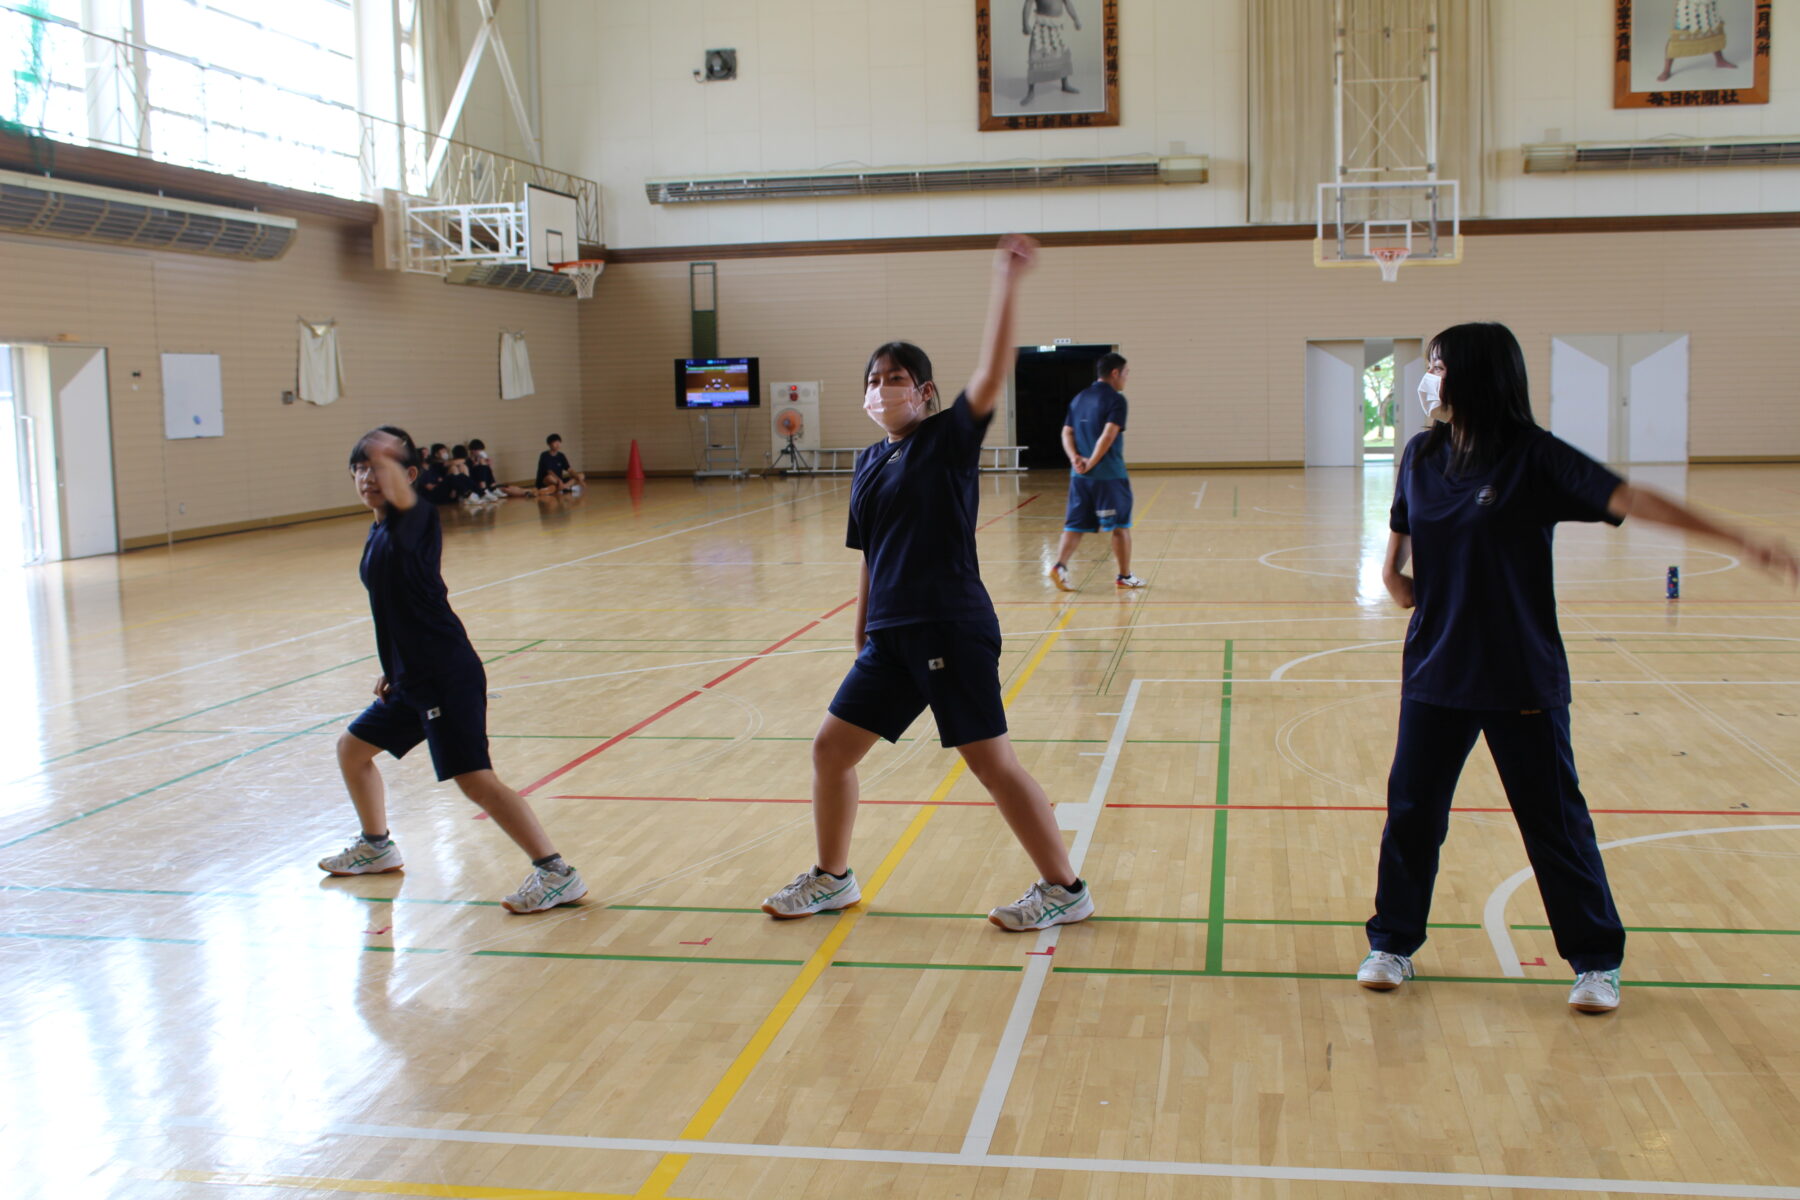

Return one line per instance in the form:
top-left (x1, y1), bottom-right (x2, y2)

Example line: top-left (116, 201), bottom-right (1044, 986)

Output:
top-left (137, 1167), bottom-right (702, 1199)
top-left (632, 608), bottom-right (1077, 1200)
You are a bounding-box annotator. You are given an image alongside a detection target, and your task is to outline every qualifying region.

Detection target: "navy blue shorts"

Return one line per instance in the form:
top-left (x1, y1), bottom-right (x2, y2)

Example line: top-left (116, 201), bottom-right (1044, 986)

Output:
top-left (828, 618), bottom-right (1008, 748)
top-left (348, 679), bottom-right (491, 782)
top-left (1064, 476), bottom-right (1133, 532)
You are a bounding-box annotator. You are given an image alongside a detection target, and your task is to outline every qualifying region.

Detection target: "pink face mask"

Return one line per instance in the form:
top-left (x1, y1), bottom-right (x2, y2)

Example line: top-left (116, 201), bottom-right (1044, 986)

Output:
top-left (864, 384), bottom-right (925, 434)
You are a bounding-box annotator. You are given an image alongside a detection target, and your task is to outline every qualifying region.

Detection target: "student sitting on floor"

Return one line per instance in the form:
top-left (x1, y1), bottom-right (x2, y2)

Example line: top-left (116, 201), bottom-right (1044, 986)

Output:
top-left (466, 438), bottom-right (539, 499)
top-left (418, 444), bottom-right (459, 504)
top-left (536, 433), bottom-right (584, 494)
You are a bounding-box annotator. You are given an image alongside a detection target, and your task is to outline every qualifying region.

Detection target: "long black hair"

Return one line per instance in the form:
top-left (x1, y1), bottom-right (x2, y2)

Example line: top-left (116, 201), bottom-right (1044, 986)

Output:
top-left (864, 341), bottom-right (940, 412)
top-left (348, 426), bottom-right (424, 470)
top-left (1415, 321), bottom-right (1539, 477)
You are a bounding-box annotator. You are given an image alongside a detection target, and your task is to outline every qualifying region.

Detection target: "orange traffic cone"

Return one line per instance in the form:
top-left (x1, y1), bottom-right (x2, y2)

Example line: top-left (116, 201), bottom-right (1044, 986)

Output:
top-left (626, 439), bottom-right (646, 482)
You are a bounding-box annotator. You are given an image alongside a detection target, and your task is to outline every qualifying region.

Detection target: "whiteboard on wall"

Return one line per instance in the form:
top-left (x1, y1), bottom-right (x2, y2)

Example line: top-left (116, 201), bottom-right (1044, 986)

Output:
top-left (162, 352), bottom-right (224, 439)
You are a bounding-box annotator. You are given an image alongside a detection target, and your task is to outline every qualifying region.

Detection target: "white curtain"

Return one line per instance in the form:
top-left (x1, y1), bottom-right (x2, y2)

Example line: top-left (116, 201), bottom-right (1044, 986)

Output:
top-left (1248, 0), bottom-right (1491, 224)
top-left (296, 318), bottom-right (344, 406)
top-left (499, 330), bottom-right (535, 400)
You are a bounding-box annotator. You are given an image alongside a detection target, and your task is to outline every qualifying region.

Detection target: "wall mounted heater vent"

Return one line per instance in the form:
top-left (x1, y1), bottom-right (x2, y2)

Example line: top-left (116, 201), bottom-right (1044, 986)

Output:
top-left (646, 155), bottom-right (1208, 204)
top-left (1524, 138), bottom-right (1800, 173)
top-left (443, 261), bottom-right (577, 296)
top-left (0, 168), bottom-right (297, 258)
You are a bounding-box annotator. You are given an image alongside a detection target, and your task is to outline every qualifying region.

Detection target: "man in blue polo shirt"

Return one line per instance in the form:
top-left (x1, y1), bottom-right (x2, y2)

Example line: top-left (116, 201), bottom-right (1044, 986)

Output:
top-left (1049, 352), bottom-right (1145, 590)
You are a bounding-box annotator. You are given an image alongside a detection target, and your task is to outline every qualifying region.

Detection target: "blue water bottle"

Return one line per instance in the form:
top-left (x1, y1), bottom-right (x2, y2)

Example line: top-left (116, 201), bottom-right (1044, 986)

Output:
top-left (1666, 565), bottom-right (1680, 599)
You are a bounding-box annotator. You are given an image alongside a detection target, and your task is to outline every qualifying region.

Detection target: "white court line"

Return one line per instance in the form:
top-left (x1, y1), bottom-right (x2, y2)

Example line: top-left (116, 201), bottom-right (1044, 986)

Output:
top-left (1268, 640), bottom-right (1403, 680)
top-left (1483, 824), bottom-right (1800, 976)
top-left (159, 1116), bottom-right (1800, 1198)
top-left (960, 679), bottom-right (1140, 1157)
top-left (1191, 482), bottom-right (1208, 509)
top-left (42, 483), bottom-right (847, 713)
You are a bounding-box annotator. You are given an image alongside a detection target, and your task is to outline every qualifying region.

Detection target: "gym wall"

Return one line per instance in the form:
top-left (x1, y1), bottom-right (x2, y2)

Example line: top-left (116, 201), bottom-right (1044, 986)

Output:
top-left (579, 223), bottom-right (1800, 472)
top-left (0, 218), bottom-right (581, 545)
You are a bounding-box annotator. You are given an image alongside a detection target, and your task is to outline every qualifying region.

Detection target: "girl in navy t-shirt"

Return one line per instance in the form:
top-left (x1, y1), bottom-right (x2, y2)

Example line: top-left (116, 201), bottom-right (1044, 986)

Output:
top-left (315, 426), bottom-right (587, 914)
top-left (1360, 322), bottom-right (1797, 1012)
top-left (760, 236), bottom-right (1096, 933)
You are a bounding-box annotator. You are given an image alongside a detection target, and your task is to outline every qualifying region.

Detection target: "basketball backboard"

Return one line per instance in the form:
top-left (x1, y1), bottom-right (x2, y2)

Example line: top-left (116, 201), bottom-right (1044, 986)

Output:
top-left (525, 183), bottom-right (581, 272)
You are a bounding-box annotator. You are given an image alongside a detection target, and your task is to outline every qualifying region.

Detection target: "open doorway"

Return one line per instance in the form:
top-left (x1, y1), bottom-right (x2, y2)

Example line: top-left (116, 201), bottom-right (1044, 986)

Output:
top-left (1, 343), bottom-right (119, 564)
top-left (1305, 337), bottom-right (1426, 467)
top-left (1013, 343), bottom-right (1114, 470)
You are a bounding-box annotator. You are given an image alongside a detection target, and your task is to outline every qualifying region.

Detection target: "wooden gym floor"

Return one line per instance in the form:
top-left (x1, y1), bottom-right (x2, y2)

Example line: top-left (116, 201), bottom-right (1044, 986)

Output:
top-left (4, 464), bottom-right (1799, 1200)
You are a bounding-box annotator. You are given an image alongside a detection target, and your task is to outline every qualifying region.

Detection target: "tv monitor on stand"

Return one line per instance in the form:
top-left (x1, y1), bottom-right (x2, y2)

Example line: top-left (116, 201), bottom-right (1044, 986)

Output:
top-left (677, 357), bottom-right (758, 478)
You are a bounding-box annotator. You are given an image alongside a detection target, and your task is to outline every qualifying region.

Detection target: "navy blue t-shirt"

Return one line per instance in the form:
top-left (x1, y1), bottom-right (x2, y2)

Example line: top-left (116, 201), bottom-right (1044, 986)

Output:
top-left (847, 393), bottom-right (996, 631)
top-left (1065, 382), bottom-right (1128, 480)
top-left (360, 501), bottom-right (484, 702)
top-left (538, 450), bottom-right (571, 480)
top-left (418, 463), bottom-right (455, 504)
top-left (1391, 428), bottom-right (1623, 710)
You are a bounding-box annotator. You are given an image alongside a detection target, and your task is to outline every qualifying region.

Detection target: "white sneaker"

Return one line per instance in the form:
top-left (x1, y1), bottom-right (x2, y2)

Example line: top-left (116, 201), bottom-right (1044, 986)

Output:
top-left (501, 863), bottom-right (588, 913)
top-left (318, 836), bottom-right (404, 876)
top-left (1356, 950), bottom-right (1414, 990)
top-left (988, 879), bottom-right (1095, 931)
top-left (1115, 573), bottom-right (1147, 589)
top-left (762, 868), bottom-right (861, 918)
top-left (1048, 563), bottom-right (1075, 592)
top-left (1568, 969), bottom-right (1621, 1013)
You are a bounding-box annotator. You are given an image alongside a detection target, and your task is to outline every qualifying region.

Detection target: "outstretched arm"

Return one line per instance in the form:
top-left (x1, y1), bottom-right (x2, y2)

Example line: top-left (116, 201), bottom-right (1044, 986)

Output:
top-left (364, 431), bottom-right (418, 513)
top-left (1607, 483), bottom-right (1799, 585)
top-left (966, 234), bottom-right (1038, 422)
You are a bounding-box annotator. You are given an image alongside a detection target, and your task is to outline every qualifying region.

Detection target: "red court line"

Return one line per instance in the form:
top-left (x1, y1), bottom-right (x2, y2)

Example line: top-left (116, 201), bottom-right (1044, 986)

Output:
top-left (547, 794), bottom-right (1800, 818)
top-left (552, 794), bottom-right (994, 807)
top-left (819, 597), bottom-right (857, 620)
top-left (1106, 803), bottom-right (1800, 816)
top-left (977, 493), bottom-right (1038, 531)
top-left (519, 596), bottom-right (855, 795)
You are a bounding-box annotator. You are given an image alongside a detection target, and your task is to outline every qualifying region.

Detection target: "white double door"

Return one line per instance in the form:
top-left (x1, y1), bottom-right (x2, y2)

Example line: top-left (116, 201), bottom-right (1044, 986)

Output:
top-left (7, 344), bottom-right (118, 563)
top-left (1303, 338), bottom-right (1427, 467)
top-left (1549, 334), bottom-right (1689, 465)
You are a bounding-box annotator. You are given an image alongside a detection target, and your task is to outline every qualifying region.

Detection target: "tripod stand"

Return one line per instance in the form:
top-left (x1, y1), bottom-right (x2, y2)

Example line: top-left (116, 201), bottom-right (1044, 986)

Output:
top-left (771, 433), bottom-right (811, 473)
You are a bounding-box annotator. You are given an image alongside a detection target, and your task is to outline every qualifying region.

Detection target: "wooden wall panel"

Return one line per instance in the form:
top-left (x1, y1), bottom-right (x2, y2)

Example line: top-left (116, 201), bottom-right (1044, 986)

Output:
top-left (0, 221), bottom-right (581, 542)
top-left (580, 228), bottom-right (1800, 470)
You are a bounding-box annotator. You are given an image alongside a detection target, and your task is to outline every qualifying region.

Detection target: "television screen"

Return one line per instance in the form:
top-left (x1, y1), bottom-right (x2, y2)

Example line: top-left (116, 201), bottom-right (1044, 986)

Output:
top-left (676, 357), bottom-right (760, 409)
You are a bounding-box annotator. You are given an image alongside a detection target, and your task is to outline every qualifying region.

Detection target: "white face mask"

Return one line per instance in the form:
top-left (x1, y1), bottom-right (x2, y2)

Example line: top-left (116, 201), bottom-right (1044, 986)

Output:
top-left (1418, 372), bottom-right (1450, 423)
top-left (864, 384), bottom-right (925, 434)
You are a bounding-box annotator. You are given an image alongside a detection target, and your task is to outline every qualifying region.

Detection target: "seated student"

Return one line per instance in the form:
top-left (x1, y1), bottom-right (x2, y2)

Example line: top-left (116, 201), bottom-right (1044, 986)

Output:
top-left (466, 438), bottom-right (538, 499)
top-left (536, 434), bottom-right (583, 493)
top-left (448, 444), bottom-right (490, 506)
top-left (418, 444), bottom-right (459, 505)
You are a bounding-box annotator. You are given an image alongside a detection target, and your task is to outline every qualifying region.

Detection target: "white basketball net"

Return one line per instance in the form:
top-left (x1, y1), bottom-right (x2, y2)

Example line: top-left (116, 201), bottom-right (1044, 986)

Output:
top-left (554, 261), bottom-right (604, 299)
top-left (1372, 247), bottom-right (1409, 283)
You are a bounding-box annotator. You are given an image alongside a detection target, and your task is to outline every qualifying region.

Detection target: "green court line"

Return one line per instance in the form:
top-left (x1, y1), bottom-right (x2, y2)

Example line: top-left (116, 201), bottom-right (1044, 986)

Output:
top-left (42, 655), bottom-right (373, 763)
top-left (480, 638), bottom-right (545, 665)
top-left (14, 890), bottom-right (1792, 939)
top-left (0, 929), bottom-right (444, 953)
top-left (1, 713), bottom-right (352, 851)
top-left (1205, 641), bottom-right (1233, 975)
top-left (1232, 486), bottom-right (1238, 516)
top-left (473, 949), bottom-right (804, 966)
top-left (1048, 965), bottom-right (1800, 991)
top-left (832, 960), bottom-right (1022, 972)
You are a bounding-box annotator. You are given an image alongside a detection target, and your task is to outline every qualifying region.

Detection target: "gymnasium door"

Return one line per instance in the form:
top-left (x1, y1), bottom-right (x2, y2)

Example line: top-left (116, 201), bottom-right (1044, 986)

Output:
top-left (11, 345), bottom-right (119, 561)
top-left (1013, 344), bottom-right (1114, 470)
top-left (1550, 334), bottom-right (1690, 464)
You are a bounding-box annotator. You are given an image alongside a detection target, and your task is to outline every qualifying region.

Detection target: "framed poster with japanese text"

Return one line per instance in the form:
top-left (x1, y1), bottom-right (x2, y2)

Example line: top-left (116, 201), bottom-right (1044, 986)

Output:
top-left (1615, 0), bottom-right (1770, 108)
top-left (978, 0), bottom-right (1119, 131)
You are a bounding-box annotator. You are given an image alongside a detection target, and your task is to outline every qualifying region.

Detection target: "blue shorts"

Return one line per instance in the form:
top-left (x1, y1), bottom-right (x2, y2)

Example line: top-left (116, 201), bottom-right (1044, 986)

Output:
top-left (348, 678), bottom-right (491, 781)
top-left (1064, 476), bottom-right (1133, 532)
top-left (828, 617), bottom-right (1008, 748)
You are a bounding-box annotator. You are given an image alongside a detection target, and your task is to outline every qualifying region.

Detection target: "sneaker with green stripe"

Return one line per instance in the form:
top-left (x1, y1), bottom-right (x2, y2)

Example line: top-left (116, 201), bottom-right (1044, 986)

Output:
top-left (762, 867), bottom-right (861, 918)
top-left (501, 863), bottom-right (588, 913)
top-left (318, 835), bottom-right (404, 876)
top-left (988, 879), bottom-right (1094, 931)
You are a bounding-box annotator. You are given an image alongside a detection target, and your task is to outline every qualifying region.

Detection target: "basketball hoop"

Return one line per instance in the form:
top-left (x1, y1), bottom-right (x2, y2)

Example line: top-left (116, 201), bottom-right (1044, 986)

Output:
top-left (1372, 247), bottom-right (1409, 283)
top-left (551, 259), bottom-right (605, 299)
